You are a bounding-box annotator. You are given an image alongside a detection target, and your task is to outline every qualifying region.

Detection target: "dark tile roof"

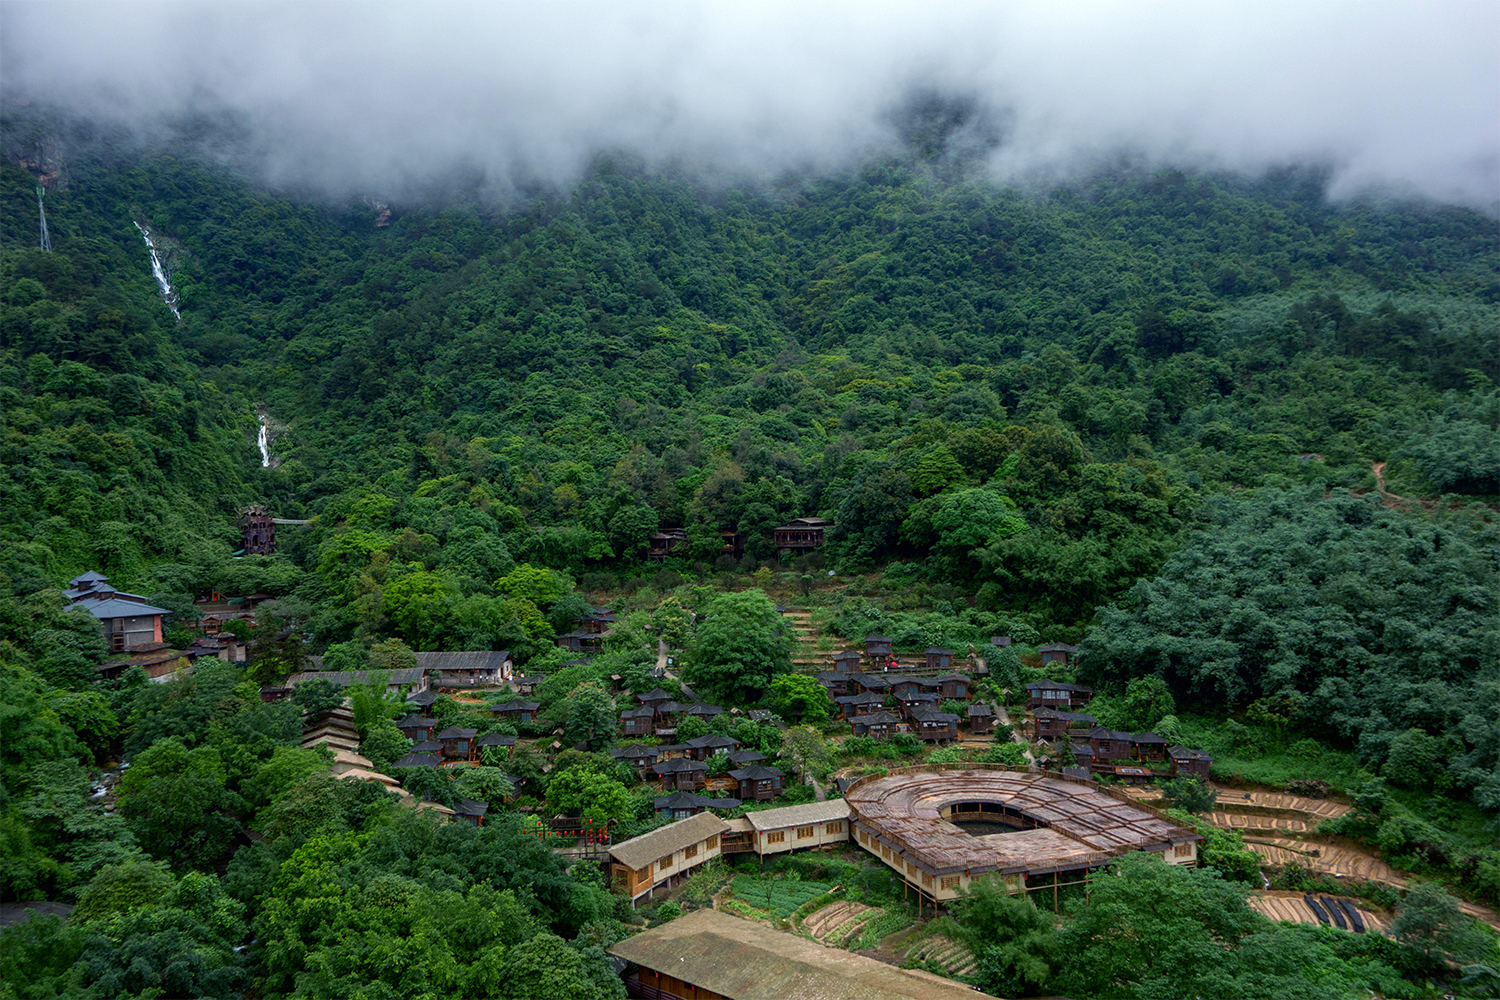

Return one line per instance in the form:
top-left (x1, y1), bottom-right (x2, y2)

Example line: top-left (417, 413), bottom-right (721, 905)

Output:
top-left (728, 765), bottom-right (784, 781)
top-left (395, 714), bottom-right (431, 728)
top-left (967, 704), bottom-right (994, 717)
top-left (1132, 732), bottom-right (1168, 744)
top-left (411, 740), bottom-right (443, 752)
top-left (492, 700), bottom-right (539, 712)
top-left (392, 752), bottom-right (444, 768)
top-left (924, 647), bottom-right (955, 655)
top-left (727, 750), bottom-right (765, 764)
top-left (406, 690), bottom-right (440, 706)
top-left (1167, 745), bottom-right (1213, 761)
top-left (1025, 679), bottom-right (1093, 693)
top-left (454, 798), bottom-right (490, 817)
top-left (438, 726), bottom-right (478, 739)
top-left (476, 733), bottom-right (516, 747)
top-left (861, 711), bottom-right (902, 725)
top-left (610, 745), bottom-right (660, 760)
top-left (653, 758), bottom-right (708, 774)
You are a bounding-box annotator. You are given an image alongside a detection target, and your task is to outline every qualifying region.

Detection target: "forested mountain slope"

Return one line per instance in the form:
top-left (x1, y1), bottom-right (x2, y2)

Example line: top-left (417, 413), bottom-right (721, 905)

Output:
top-left (1, 108), bottom-right (1498, 999)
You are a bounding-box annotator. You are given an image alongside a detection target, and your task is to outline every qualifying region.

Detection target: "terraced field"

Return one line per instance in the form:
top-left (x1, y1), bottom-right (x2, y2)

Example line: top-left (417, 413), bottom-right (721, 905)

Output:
top-left (1249, 891), bottom-right (1388, 934)
top-left (902, 936), bottom-right (977, 979)
top-left (800, 900), bottom-right (878, 948)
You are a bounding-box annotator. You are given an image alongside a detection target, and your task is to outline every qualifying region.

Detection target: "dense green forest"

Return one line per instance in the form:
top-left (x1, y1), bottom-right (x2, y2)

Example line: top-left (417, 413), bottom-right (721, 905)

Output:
top-left (0, 105), bottom-right (1496, 998)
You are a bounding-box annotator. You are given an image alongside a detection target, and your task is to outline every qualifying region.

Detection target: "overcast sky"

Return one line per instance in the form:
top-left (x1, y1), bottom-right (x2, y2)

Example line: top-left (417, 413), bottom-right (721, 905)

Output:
top-left (3, 1), bottom-right (1496, 206)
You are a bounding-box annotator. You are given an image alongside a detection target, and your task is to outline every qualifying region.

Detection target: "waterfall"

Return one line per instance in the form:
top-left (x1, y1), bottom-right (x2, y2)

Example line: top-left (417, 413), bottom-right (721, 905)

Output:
top-left (37, 185), bottom-right (51, 251)
top-left (258, 412), bottom-right (272, 468)
top-left (133, 222), bottom-right (181, 320)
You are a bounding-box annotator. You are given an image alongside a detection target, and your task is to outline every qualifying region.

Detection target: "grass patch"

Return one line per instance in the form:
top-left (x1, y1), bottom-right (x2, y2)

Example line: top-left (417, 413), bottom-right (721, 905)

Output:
top-left (727, 875), bottom-right (835, 918)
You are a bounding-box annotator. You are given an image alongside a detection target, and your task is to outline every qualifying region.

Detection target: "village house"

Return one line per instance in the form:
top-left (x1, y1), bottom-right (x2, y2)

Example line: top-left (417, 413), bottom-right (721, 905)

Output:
top-left (654, 792), bottom-right (742, 820)
top-left (831, 649), bottom-right (862, 672)
top-left (607, 811), bottom-right (727, 905)
top-left (1038, 642), bottom-right (1081, 666)
top-left (453, 799), bottom-right (488, 828)
top-left (685, 702), bottom-right (724, 722)
top-left (1025, 679), bottom-right (1094, 711)
top-left (475, 732), bottom-right (515, 759)
top-left (990, 635), bottom-right (1012, 648)
top-left (1088, 727), bottom-right (1135, 766)
top-left (745, 800), bottom-right (850, 858)
top-left (896, 689), bottom-right (940, 717)
top-left (608, 908), bottom-right (979, 1000)
top-left (619, 705), bottom-right (655, 737)
top-left (436, 726), bottom-right (478, 762)
top-left (652, 757), bottom-right (708, 792)
top-left (646, 528), bottom-right (688, 563)
top-left (288, 667), bottom-right (428, 694)
top-left (636, 688), bottom-right (674, 713)
top-left (909, 706), bottom-right (959, 742)
top-left (405, 689), bottom-right (440, 715)
top-left (933, 672), bottom-right (971, 699)
top-left (415, 650), bottom-right (512, 687)
top-left (609, 745), bottom-right (660, 779)
top-left (1133, 732), bottom-right (1168, 762)
top-left (1168, 745), bottom-right (1214, 781)
top-left (862, 634), bottom-right (894, 662)
top-left (728, 764), bottom-right (784, 802)
top-left (392, 751), bottom-right (443, 768)
top-left (813, 670), bottom-right (848, 700)
top-left (395, 714), bottom-right (434, 742)
top-left (579, 608), bottom-right (616, 633)
top-left (555, 630), bottom-right (603, 653)
top-left (771, 516), bottom-right (827, 554)
top-left (65, 572), bottom-right (169, 654)
top-left (835, 691), bottom-right (887, 720)
top-left (967, 703), bottom-right (996, 734)
top-left (683, 734), bottom-right (740, 761)
top-left (1032, 707), bottom-right (1099, 741)
top-left (924, 647), bottom-right (955, 671)
top-left (95, 643), bottom-right (199, 682)
top-left (490, 699), bottom-right (539, 724)
top-left (851, 710), bottom-right (904, 740)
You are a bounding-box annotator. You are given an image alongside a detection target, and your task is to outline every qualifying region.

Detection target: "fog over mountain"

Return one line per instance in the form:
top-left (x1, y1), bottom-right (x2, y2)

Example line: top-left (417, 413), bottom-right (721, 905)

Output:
top-left (3, 0), bottom-right (1497, 206)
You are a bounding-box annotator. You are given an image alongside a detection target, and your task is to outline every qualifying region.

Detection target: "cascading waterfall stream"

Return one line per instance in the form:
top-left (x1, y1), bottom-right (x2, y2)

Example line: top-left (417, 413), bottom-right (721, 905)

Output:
top-left (133, 222), bottom-right (181, 319)
top-left (37, 185), bottom-right (51, 252)
top-left (258, 412), bottom-right (272, 468)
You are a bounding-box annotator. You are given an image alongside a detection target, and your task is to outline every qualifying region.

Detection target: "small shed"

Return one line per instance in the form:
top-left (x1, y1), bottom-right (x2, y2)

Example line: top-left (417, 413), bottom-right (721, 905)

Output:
top-left (395, 714), bottom-right (434, 742)
top-left (556, 630), bottom-right (603, 653)
top-left (836, 691), bottom-right (886, 720)
top-left (684, 734), bottom-right (740, 761)
top-left (862, 635), bottom-right (894, 660)
top-left (610, 744), bottom-right (661, 778)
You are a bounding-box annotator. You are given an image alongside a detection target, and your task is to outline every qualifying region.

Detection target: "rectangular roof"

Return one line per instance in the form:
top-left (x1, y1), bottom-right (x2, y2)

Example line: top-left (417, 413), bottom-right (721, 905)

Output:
top-left (288, 667), bottom-right (425, 687)
top-left (609, 908), bottom-right (978, 1000)
top-left (413, 651), bottom-right (511, 671)
top-left (743, 799), bottom-right (850, 831)
top-left (609, 812), bottom-right (728, 869)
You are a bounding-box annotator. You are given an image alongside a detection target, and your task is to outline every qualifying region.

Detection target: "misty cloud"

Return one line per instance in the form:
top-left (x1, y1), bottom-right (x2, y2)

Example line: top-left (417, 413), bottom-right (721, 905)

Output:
top-left (2, 1), bottom-right (1496, 206)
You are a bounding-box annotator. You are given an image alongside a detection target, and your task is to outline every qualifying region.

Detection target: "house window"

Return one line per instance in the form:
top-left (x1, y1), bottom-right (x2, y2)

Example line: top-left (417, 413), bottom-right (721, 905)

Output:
top-left (1174, 843), bottom-right (1193, 858)
top-left (1097, 741), bottom-right (1111, 752)
top-left (940, 876), bottom-right (961, 890)
top-left (766, 831), bottom-right (785, 844)
top-left (705, 835), bottom-right (719, 850)
top-left (825, 821), bottom-right (844, 834)
top-left (922, 873), bottom-right (934, 888)
top-left (659, 855), bottom-right (673, 870)
top-left (796, 825), bottom-right (814, 839)
top-left (684, 843), bottom-right (698, 860)
top-left (882, 845), bottom-right (892, 860)
top-left (906, 862), bottom-right (918, 876)
top-left (636, 866), bottom-right (651, 881)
